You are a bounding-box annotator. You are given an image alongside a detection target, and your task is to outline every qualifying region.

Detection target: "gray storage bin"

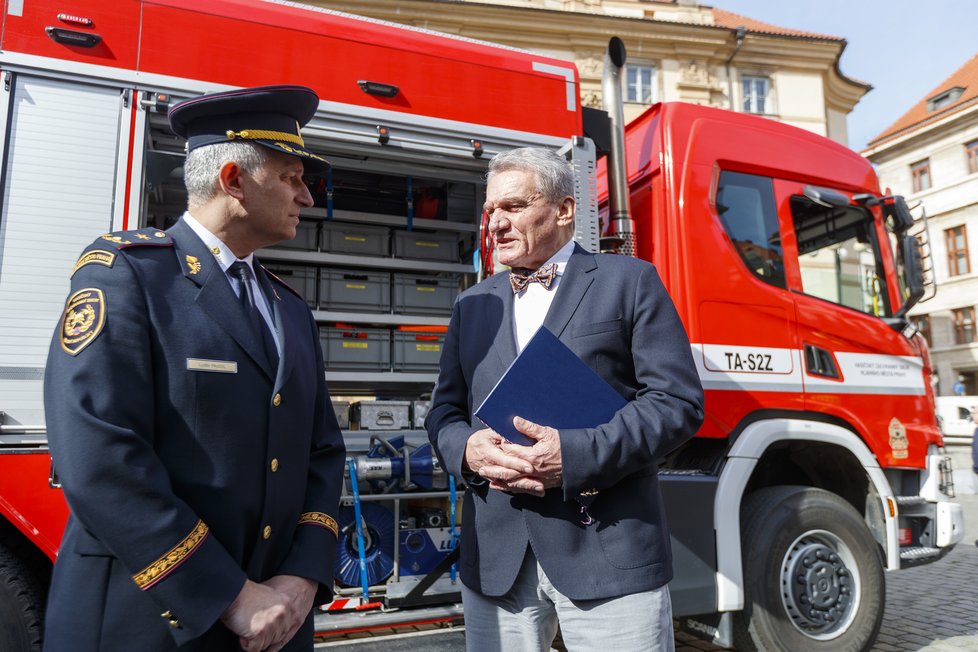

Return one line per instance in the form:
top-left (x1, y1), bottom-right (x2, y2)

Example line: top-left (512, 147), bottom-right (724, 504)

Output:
top-left (321, 221), bottom-right (390, 257)
top-left (320, 326), bottom-right (391, 371)
top-left (392, 230), bottom-right (460, 262)
top-left (268, 219), bottom-right (318, 251)
top-left (331, 400), bottom-right (351, 429)
top-left (412, 399), bottom-right (430, 429)
top-left (393, 273), bottom-right (458, 316)
top-left (320, 268), bottom-right (391, 313)
top-left (263, 263), bottom-right (318, 307)
top-left (351, 400), bottom-right (411, 431)
top-left (392, 330), bottom-right (445, 372)
top-left (446, 182), bottom-right (477, 223)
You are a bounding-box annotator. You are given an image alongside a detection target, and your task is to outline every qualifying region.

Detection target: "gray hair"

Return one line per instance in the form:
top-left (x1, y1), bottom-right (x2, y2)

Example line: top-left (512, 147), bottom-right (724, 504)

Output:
top-left (184, 141), bottom-right (269, 208)
top-left (487, 147), bottom-right (574, 206)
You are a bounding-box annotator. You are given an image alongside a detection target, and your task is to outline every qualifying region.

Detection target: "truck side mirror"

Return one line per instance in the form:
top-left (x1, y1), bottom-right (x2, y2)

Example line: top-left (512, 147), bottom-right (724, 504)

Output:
top-left (884, 196), bottom-right (915, 234)
top-left (896, 233), bottom-right (924, 318)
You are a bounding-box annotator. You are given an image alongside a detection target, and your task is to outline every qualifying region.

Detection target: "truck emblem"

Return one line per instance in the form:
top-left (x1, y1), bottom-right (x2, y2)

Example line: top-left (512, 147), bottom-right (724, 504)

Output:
top-left (888, 417), bottom-right (909, 459)
top-left (59, 288), bottom-right (105, 356)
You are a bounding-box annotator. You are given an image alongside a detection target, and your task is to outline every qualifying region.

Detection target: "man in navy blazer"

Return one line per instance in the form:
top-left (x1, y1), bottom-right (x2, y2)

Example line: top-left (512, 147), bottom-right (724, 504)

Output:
top-left (43, 86), bottom-right (345, 651)
top-left (427, 147), bottom-right (704, 650)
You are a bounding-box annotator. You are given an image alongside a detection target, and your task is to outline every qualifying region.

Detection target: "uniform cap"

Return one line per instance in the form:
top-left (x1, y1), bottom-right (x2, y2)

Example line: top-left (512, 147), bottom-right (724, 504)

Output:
top-left (168, 85), bottom-right (329, 172)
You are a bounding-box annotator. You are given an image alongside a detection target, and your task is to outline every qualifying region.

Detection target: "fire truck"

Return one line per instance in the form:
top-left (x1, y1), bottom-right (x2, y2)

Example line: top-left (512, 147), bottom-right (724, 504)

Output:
top-left (0, 1), bottom-right (964, 650)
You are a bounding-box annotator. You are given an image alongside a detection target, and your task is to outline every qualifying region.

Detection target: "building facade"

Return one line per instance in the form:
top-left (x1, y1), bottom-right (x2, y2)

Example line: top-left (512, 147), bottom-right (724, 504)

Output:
top-left (305, 0), bottom-right (869, 146)
top-left (863, 54), bottom-right (978, 396)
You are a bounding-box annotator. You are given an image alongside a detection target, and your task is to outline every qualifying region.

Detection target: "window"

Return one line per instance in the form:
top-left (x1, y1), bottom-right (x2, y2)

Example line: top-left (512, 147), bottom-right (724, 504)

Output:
top-left (911, 314), bottom-right (932, 347)
top-left (715, 171), bottom-right (785, 288)
top-left (945, 225), bottom-right (970, 276)
top-left (791, 194), bottom-right (890, 317)
top-left (625, 64), bottom-right (655, 104)
top-left (967, 140), bottom-right (978, 175)
top-left (928, 87), bottom-right (963, 112)
top-left (742, 76), bottom-right (769, 114)
top-left (911, 159), bottom-right (931, 193)
top-left (952, 307), bottom-right (976, 345)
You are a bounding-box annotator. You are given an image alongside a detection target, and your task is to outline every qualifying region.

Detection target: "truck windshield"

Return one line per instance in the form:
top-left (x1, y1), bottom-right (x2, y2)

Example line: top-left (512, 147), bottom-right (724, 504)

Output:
top-left (791, 195), bottom-right (891, 317)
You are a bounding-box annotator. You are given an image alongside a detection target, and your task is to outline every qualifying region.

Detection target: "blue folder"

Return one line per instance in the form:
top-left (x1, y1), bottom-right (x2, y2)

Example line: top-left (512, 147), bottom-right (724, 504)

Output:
top-left (474, 327), bottom-right (627, 445)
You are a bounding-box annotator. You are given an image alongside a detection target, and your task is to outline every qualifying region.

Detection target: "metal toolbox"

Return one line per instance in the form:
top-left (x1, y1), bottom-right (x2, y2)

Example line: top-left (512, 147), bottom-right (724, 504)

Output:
top-left (319, 268), bottom-right (391, 313)
top-left (351, 400), bottom-right (411, 430)
top-left (321, 221), bottom-right (390, 257)
top-left (392, 229), bottom-right (461, 262)
top-left (320, 326), bottom-right (391, 371)
top-left (268, 219), bottom-right (318, 251)
top-left (331, 400), bottom-right (351, 429)
top-left (392, 273), bottom-right (458, 316)
top-left (263, 263), bottom-right (318, 307)
top-left (392, 330), bottom-right (445, 372)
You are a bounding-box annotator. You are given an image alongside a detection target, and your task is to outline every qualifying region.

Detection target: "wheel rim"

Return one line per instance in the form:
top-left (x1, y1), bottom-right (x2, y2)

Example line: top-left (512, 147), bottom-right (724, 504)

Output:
top-left (780, 528), bottom-right (860, 640)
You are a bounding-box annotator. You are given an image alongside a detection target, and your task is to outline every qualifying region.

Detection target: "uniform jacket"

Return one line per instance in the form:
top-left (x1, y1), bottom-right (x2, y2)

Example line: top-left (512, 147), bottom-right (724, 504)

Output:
top-left (43, 220), bottom-right (346, 651)
top-left (426, 244), bottom-right (704, 600)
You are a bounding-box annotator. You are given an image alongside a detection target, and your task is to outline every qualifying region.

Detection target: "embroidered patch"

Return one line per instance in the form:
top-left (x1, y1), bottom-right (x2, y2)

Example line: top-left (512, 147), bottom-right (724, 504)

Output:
top-left (298, 512), bottom-right (339, 538)
top-left (71, 250), bottom-right (115, 277)
top-left (132, 520), bottom-right (210, 590)
top-left (60, 288), bottom-right (106, 356)
top-left (185, 255), bottom-right (201, 275)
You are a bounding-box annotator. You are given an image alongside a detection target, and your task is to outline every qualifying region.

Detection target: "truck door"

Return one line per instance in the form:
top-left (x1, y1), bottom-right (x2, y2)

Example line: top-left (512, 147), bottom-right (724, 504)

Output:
top-left (0, 73), bottom-right (131, 426)
top-left (690, 168), bottom-right (805, 438)
top-left (773, 180), bottom-right (930, 466)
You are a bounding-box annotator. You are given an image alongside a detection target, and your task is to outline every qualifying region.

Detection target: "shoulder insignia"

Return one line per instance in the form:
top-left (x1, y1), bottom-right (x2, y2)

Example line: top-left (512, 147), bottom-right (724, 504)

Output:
top-left (185, 255), bottom-right (201, 275)
top-left (71, 250), bottom-right (115, 277)
top-left (97, 228), bottom-right (173, 250)
top-left (298, 512), bottom-right (339, 538)
top-left (263, 267), bottom-right (301, 301)
top-left (60, 288), bottom-right (106, 355)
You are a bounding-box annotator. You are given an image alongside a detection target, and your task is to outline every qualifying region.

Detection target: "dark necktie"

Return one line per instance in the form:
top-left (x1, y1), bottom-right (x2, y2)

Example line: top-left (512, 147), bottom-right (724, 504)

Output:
top-left (229, 261), bottom-right (278, 368)
top-left (509, 263), bottom-right (558, 294)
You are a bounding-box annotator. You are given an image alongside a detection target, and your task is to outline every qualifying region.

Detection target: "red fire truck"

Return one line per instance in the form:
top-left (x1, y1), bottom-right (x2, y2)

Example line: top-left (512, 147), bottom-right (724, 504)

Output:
top-left (0, 1), bottom-right (963, 651)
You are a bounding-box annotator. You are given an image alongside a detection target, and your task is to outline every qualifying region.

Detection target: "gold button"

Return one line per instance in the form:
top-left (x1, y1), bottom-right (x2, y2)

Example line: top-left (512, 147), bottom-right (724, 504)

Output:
top-left (160, 610), bottom-right (172, 619)
top-left (270, 458), bottom-right (279, 473)
top-left (168, 618), bottom-right (181, 629)
top-left (263, 525), bottom-right (272, 540)
top-left (273, 393), bottom-right (282, 407)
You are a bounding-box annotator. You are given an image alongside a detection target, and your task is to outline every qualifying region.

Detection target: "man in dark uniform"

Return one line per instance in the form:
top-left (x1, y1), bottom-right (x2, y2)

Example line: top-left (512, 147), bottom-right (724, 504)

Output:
top-left (43, 85), bottom-right (345, 652)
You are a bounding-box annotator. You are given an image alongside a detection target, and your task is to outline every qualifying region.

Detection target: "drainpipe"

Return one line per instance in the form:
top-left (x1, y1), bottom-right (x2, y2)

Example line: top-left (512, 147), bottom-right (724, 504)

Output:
top-left (725, 26), bottom-right (747, 111)
top-left (601, 36), bottom-right (635, 257)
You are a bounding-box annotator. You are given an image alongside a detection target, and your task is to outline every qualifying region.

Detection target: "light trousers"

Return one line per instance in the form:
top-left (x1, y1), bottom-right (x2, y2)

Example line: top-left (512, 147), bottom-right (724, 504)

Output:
top-left (461, 548), bottom-right (674, 652)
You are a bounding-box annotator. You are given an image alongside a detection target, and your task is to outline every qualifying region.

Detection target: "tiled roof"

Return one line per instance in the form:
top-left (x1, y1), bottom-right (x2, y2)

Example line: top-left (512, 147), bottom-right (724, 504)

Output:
top-left (709, 7), bottom-right (844, 41)
top-left (867, 52), bottom-right (978, 147)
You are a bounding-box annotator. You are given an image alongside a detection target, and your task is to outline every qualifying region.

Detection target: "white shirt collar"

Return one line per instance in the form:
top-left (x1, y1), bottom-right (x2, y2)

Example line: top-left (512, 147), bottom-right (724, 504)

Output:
top-left (181, 211), bottom-right (255, 272)
top-left (542, 238), bottom-right (576, 275)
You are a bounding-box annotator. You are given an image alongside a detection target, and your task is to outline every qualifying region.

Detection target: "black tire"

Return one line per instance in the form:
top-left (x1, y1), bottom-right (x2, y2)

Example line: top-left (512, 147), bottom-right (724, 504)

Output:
top-left (732, 486), bottom-right (884, 652)
top-left (0, 543), bottom-right (45, 652)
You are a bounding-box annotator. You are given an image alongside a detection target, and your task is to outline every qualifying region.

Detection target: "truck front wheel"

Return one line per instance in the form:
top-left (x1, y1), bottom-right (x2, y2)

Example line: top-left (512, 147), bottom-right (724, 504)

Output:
top-left (732, 486), bottom-right (884, 652)
top-left (0, 543), bottom-right (45, 652)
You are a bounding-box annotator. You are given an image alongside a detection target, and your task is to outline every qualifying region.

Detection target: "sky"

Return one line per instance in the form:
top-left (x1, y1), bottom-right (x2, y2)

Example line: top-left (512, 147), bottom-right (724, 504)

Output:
top-left (711, 0), bottom-right (977, 151)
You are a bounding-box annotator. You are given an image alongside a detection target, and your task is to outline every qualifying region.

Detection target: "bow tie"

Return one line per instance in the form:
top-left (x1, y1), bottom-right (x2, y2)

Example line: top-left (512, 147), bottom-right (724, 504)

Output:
top-left (509, 263), bottom-right (557, 294)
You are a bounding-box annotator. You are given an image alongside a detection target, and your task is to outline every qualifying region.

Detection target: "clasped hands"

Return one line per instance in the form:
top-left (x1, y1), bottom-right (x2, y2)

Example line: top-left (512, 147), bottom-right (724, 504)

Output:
top-left (221, 574), bottom-right (317, 652)
top-left (464, 416), bottom-right (562, 497)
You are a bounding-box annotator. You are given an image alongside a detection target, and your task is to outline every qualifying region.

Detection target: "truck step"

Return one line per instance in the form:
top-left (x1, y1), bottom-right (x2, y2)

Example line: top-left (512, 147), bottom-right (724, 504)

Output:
top-left (900, 546), bottom-right (942, 561)
top-left (894, 495), bottom-right (927, 507)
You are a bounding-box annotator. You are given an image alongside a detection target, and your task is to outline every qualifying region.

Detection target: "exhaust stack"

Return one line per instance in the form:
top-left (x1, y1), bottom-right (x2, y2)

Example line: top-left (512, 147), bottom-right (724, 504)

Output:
top-left (601, 36), bottom-right (636, 257)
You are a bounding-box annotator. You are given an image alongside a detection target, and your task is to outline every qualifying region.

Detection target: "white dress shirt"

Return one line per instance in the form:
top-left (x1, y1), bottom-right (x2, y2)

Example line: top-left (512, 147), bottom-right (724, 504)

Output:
top-left (181, 212), bottom-right (282, 355)
top-left (513, 238), bottom-right (575, 352)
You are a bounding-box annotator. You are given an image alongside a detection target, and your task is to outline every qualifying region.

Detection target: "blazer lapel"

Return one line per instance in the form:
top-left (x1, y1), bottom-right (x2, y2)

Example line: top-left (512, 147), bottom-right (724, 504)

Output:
top-left (255, 261), bottom-right (293, 391)
top-left (488, 273), bottom-right (518, 366)
top-left (543, 244), bottom-right (597, 339)
top-left (168, 220), bottom-right (275, 381)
